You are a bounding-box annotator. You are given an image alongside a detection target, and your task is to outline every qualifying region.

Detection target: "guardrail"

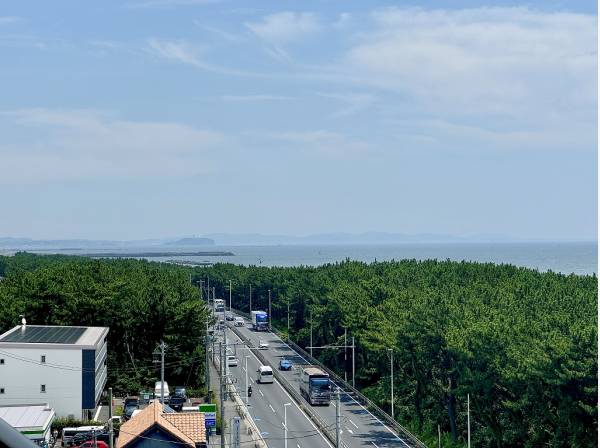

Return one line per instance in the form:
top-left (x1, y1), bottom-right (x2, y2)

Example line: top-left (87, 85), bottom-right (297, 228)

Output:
top-left (229, 308), bottom-right (425, 448)
top-left (229, 323), bottom-right (343, 448)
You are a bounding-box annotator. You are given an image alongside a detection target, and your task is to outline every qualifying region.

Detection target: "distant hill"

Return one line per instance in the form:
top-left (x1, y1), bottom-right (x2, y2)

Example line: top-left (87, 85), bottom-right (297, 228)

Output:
top-left (163, 237), bottom-right (215, 246)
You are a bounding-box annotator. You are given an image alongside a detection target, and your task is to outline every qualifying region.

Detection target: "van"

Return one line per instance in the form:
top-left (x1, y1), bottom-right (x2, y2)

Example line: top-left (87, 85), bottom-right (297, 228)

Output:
top-left (62, 426), bottom-right (104, 446)
top-left (256, 365), bottom-right (274, 384)
top-left (154, 381), bottom-right (170, 400)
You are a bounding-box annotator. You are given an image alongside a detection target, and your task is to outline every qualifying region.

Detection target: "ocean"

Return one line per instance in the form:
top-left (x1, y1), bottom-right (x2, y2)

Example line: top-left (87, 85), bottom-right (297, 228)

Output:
top-left (27, 241), bottom-right (597, 275)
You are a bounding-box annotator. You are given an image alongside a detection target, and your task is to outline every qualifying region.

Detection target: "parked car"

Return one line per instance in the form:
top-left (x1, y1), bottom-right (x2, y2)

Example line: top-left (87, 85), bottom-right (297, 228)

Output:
top-left (76, 441), bottom-right (109, 448)
top-left (69, 432), bottom-right (110, 447)
top-left (123, 397), bottom-right (139, 421)
top-left (227, 355), bottom-right (239, 367)
top-left (169, 396), bottom-right (186, 412)
top-left (258, 339), bottom-right (269, 350)
top-left (226, 313), bottom-right (235, 321)
top-left (173, 386), bottom-right (187, 399)
top-left (279, 358), bottom-right (292, 371)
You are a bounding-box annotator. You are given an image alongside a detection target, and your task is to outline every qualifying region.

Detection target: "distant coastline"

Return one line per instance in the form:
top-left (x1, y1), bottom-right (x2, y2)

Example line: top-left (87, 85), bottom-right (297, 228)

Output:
top-left (78, 251), bottom-right (234, 258)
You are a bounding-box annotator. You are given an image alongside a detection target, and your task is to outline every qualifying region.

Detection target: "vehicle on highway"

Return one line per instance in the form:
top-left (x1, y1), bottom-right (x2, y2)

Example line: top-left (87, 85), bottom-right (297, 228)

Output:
top-left (214, 299), bottom-right (225, 313)
top-left (256, 365), bottom-right (274, 383)
top-left (234, 317), bottom-right (245, 327)
top-left (279, 357), bottom-right (292, 371)
top-left (227, 355), bottom-right (239, 367)
top-left (251, 310), bottom-right (269, 331)
top-left (154, 381), bottom-right (170, 401)
top-left (300, 367), bottom-right (331, 406)
top-left (61, 426), bottom-right (105, 447)
top-left (123, 397), bottom-right (139, 421)
top-left (226, 313), bottom-right (235, 321)
top-left (258, 339), bottom-right (269, 350)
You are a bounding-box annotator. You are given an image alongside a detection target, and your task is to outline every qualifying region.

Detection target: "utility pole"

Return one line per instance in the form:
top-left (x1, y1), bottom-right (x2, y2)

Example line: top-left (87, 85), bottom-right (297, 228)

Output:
top-left (344, 328), bottom-right (347, 383)
top-left (268, 289), bottom-right (272, 331)
top-left (160, 341), bottom-right (165, 405)
top-left (283, 403), bottom-right (292, 448)
top-left (108, 387), bottom-right (114, 448)
top-left (249, 285), bottom-right (252, 314)
top-left (467, 393), bottom-right (471, 448)
top-left (287, 298), bottom-right (290, 341)
top-left (438, 424), bottom-right (441, 448)
top-left (310, 310), bottom-right (313, 358)
top-left (352, 336), bottom-right (355, 388)
top-left (219, 342), bottom-right (225, 448)
top-left (205, 319), bottom-right (211, 401)
top-left (200, 280), bottom-right (204, 301)
top-left (388, 349), bottom-right (394, 420)
top-left (229, 280), bottom-right (232, 313)
top-left (335, 388), bottom-right (341, 448)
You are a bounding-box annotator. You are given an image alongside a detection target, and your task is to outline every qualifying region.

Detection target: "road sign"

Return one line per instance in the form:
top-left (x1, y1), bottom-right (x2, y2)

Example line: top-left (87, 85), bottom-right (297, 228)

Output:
top-left (200, 404), bottom-right (217, 428)
top-left (230, 417), bottom-right (241, 448)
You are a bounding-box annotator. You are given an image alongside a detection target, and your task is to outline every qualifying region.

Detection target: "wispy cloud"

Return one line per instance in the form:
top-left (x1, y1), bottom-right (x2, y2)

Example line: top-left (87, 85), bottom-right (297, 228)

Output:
top-left (146, 38), bottom-right (266, 77)
top-left (222, 94), bottom-right (293, 102)
top-left (272, 130), bottom-right (370, 156)
top-left (245, 12), bottom-right (320, 45)
top-left (0, 16), bottom-right (19, 24)
top-left (0, 108), bottom-right (223, 183)
top-left (193, 21), bottom-right (243, 43)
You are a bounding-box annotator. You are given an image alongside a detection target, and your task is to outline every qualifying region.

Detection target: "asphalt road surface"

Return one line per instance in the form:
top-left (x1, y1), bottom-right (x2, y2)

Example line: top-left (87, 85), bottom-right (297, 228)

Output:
top-left (226, 315), bottom-right (415, 448)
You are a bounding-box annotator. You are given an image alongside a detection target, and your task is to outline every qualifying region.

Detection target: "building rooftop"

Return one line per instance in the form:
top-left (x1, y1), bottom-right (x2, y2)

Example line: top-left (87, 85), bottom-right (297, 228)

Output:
top-left (0, 404), bottom-right (55, 430)
top-left (0, 325), bottom-right (108, 349)
top-left (116, 401), bottom-right (206, 448)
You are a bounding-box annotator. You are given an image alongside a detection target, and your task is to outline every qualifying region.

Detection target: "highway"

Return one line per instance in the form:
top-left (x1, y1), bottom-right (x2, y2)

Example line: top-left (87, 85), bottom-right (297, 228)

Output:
top-left (225, 314), bottom-right (417, 448)
top-left (214, 324), bottom-right (333, 448)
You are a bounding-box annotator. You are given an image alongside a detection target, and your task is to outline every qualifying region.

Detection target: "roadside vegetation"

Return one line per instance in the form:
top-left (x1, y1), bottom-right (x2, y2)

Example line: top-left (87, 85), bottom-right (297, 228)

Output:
top-left (0, 253), bottom-right (595, 447)
top-left (197, 260), bottom-right (597, 447)
top-left (0, 253), bottom-right (210, 396)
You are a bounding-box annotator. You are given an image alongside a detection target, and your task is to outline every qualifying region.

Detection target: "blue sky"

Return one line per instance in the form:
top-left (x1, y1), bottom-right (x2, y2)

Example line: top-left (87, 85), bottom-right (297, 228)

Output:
top-left (0, 0), bottom-right (597, 241)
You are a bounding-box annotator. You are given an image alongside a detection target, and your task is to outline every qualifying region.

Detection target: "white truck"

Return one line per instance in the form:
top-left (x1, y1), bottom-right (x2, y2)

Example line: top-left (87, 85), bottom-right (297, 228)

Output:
top-left (251, 310), bottom-right (268, 331)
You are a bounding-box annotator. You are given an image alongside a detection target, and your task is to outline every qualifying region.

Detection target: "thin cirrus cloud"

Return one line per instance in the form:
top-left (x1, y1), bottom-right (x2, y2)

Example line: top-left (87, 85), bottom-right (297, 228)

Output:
top-left (0, 108), bottom-right (223, 183)
top-left (245, 12), bottom-right (321, 44)
top-left (221, 94), bottom-right (293, 102)
top-left (272, 130), bottom-right (370, 156)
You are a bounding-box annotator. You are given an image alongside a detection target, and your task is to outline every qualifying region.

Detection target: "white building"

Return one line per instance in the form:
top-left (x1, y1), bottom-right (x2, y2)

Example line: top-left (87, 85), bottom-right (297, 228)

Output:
top-left (0, 404), bottom-right (55, 445)
top-left (0, 324), bottom-right (109, 418)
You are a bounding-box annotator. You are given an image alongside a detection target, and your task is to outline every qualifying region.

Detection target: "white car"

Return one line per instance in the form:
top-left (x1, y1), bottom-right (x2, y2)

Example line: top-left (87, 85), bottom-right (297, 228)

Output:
top-left (258, 339), bottom-right (269, 350)
top-left (227, 355), bottom-right (239, 367)
top-left (234, 317), bottom-right (245, 327)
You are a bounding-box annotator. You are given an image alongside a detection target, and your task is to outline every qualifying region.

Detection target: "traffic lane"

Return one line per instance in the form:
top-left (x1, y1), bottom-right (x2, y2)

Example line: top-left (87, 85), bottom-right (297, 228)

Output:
top-left (233, 320), bottom-right (412, 448)
top-left (225, 328), bottom-right (332, 448)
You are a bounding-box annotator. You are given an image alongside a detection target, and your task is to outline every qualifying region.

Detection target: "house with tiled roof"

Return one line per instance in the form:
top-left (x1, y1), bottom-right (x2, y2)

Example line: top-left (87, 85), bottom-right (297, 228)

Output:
top-left (116, 401), bottom-right (207, 448)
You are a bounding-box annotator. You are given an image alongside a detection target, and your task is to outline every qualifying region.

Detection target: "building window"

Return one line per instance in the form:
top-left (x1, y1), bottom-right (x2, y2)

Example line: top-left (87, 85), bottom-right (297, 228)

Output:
top-left (41, 384), bottom-right (46, 393)
top-left (41, 355), bottom-right (46, 363)
top-left (0, 388), bottom-right (5, 394)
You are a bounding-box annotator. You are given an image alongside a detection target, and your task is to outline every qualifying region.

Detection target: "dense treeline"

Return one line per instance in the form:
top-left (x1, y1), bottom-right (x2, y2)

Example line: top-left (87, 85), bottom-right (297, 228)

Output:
top-left (0, 253), bottom-right (210, 396)
top-left (194, 260), bottom-right (597, 447)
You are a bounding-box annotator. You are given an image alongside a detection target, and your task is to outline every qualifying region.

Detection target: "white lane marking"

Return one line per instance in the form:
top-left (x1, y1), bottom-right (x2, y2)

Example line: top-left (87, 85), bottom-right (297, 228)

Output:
top-left (236, 314), bottom-right (411, 448)
top-left (232, 321), bottom-right (334, 448)
top-left (371, 443), bottom-right (380, 448)
top-left (349, 419), bottom-right (358, 429)
top-left (297, 445), bottom-right (301, 448)
top-left (93, 405), bottom-right (102, 421)
top-left (269, 404), bottom-right (276, 413)
top-left (259, 389), bottom-right (264, 397)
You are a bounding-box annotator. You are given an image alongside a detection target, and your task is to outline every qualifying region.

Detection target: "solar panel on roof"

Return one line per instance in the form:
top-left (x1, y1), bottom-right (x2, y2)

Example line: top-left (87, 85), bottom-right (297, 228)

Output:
top-left (0, 326), bottom-right (86, 344)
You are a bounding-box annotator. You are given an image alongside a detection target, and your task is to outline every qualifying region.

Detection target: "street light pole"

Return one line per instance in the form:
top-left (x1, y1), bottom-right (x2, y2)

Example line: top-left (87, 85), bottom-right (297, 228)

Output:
top-left (268, 290), bottom-right (272, 331)
top-left (287, 299), bottom-right (290, 341)
top-left (229, 280), bottom-right (232, 313)
top-left (344, 328), bottom-right (347, 383)
top-left (310, 310), bottom-right (313, 358)
top-left (388, 348), bottom-right (394, 420)
top-left (335, 388), bottom-right (341, 448)
top-left (219, 342), bottom-right (225, 448)
top-left (284, 403), bottom-right (292, 448)
top-left (249, 285), bottom-right (252, 314)
top-left (467, 393), bottom-right (471, 448)
top-left (352, 336), bottom-right (355, 388)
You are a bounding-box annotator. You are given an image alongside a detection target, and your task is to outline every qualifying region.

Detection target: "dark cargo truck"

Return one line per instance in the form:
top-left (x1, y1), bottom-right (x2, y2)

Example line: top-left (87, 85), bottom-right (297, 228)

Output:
top-left (300, 367), bottom-right (331, 405)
